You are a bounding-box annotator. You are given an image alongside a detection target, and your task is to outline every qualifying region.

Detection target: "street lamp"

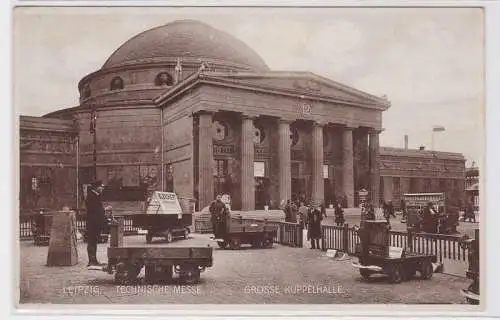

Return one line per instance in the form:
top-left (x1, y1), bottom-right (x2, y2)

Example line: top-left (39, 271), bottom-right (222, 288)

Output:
top-left (431, 126), bottom-right (445, 151)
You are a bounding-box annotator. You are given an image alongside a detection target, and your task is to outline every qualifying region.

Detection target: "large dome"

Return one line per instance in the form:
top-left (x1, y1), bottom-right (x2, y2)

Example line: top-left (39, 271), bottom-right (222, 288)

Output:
top-left (102, 20), bottom-right (269, 71)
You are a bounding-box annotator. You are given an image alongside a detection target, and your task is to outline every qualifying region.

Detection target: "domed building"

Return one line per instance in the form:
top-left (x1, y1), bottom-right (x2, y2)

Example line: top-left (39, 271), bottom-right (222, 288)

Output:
top-left (19, 19), bottom-right (465, 215)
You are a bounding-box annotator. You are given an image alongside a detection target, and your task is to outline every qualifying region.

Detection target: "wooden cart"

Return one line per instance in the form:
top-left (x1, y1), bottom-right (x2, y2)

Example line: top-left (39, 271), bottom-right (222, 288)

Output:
top-left (352, 220), bottom-right (437, 283)
top-left (101, 218), bottom-right (213, 284)
top-left (105, 246), bottom-right (213, 284)
top-left (212, 215), bottom-right (276, 250)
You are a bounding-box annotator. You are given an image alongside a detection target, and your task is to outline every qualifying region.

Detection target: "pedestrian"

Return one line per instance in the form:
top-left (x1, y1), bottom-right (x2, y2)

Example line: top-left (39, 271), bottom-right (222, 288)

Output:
top-left (308, 206), bottom-right (322, 249)
top-left (320, 203), bottom-right (327, 219)
top-left (290, 201), bottom-right (298, 223)
top-left (283, 200), bottom-right (292, 222)
top-left (466, 201), bottom-right (476, 223)
top-left (388, 201), bottom-right (396, 218)
top-left (366, 203), bottom-right (376, 220)
top-left (209, 195), bottom-right (227, 238)
top-left (400, 199), bottom-right (406, 219)
top-left (334, 203), bottom-right (345, 226)
top-left (298, 201), bottom-right (308, 229)
top-left (85, 180), bottom-right (106, 267)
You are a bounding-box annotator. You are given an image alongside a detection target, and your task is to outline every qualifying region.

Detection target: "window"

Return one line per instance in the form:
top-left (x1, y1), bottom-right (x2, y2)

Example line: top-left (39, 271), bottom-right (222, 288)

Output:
top-left (110, 76), bottom-right (124, 90)
top-left (165, 164), bottom-right (174, 192)
top-left (393, 177), bottom-right (401, 194)
top-left (253, 125), bottom-right (266, 144)
top-left (212, 121), bottom-right (229, 141)
top-left (254, 162), bottom-right (265, 177)
top-left (323, 165), bottom-right (329, 179)
top-left (155, 72), bottom-right (173, 86)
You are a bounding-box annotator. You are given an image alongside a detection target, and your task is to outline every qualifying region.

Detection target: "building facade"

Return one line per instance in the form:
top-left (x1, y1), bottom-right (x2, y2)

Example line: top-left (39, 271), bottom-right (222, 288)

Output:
top-left (379, 147), bottom-right (466, 208)
top-left (18, 20), bottom-right (465, 214)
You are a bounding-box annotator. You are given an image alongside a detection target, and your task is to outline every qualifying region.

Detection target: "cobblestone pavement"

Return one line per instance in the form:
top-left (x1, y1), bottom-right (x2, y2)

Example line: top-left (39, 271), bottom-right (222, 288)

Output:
top-left (19, 233), bottom-right (473, 305)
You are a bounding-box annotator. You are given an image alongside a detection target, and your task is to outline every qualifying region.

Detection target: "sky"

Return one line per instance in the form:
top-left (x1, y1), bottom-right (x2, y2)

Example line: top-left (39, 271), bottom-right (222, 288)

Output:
top-left (12, 6), bottom-right (484, 166)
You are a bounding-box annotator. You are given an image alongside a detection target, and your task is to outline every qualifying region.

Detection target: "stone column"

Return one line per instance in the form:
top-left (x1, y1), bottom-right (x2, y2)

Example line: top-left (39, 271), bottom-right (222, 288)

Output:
top-left (241, 115), bottom-right (255, 210)
top-left (342, 127), bottom-right (355, 207)
top-left (369, 129), bottom-right (381, 206)
top-left (311, 122), bottom-right (325, 205)
top-left (198, 112), bottom-right (214, 209)
top-left (382, 176), bottom-right (393, 202)
top-left (278, 119), bottom-right (292, 204)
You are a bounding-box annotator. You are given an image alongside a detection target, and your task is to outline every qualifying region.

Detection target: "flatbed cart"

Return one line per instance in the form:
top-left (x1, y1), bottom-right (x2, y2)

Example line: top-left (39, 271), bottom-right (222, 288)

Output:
top-left (212, 214), bottom-right (276, 250)
top-left (459, 232), bottom-right (480, 305)
top-left (99, 218), bottom-right (213, 285)
top-left (104, 246), bottom-right (213, 285)
top-left (351, 220), bottom-right (437, 283)
top-left (131, 192), bottom-right (194, 243)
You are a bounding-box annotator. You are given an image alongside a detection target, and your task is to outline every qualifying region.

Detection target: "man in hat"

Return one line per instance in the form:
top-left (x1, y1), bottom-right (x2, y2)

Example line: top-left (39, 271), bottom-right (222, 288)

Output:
top-left (85, 180), bottom-right (105, 267)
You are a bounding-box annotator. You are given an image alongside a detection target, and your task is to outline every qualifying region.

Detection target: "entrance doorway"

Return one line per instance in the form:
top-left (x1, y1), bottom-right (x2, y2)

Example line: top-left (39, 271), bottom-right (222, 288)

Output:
top-left (213, 159), bottom-right (233, 198)
top-left (255, 177), bottom-right (270, 209)
top-left (292, 178), bottom-right (306, 204)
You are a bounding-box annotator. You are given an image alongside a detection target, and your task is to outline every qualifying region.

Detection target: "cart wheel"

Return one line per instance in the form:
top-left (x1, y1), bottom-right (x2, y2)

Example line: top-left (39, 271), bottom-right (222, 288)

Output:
top-left (181, 267), bottom-right (200, 285)
top-left (263, 238), bottom-right (273, 248)
top-left (466, 297), bottom-right (479, 305)
top-left (217, 241), bottom-right (227, 249)
top-left (165, 230), bottom-right (173, 243)
top-left (229, 238), bottom-right (241, 250)
top-left (146, 233), bottom-right (153, 244)
top-left (360, 269), bottom-right (372, 279)
top-left (420, 260), bottom-right (433, 280)
top-left (183, 228), bottom-right (190, 239)
top-left (388, 264), bottom-right (403, 284)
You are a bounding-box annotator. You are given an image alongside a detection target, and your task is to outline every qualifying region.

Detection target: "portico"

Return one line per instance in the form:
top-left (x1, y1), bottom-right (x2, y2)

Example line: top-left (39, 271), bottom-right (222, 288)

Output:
top-left (167, 72), bottom-right (390, 211)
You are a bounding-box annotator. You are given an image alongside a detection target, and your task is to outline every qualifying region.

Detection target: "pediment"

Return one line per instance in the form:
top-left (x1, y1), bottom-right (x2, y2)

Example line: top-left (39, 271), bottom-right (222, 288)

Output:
top-left (204, 72), bottom-right (389, 108)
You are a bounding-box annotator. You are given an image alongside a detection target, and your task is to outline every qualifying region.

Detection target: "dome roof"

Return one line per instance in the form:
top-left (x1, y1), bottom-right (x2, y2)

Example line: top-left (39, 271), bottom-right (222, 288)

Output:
top-left (102, 20), bottom-right (269, 71)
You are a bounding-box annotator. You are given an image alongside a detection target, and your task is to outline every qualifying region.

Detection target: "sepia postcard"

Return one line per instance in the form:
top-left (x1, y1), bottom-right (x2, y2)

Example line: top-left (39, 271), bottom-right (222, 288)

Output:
top-left (13, 4), bottom-right (485, 316)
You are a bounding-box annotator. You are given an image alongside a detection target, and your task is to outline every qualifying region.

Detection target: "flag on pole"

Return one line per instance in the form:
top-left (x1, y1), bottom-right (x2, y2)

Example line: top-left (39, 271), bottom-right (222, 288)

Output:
top-left (90, 109), bottom-right (96, 134)
top-left (432, 126), bottom-right (445, 132)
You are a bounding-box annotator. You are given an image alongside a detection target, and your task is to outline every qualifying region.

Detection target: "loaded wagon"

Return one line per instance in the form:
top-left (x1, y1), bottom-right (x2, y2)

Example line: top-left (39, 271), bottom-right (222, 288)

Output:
top-left (352, 220), bottom-right (437, 283)
top-left (131, 191), bottom-right (194, 243)
top-left (212, 214), bottom-right (277, 250)
top-left (101, 219), bottom-right (213, 285)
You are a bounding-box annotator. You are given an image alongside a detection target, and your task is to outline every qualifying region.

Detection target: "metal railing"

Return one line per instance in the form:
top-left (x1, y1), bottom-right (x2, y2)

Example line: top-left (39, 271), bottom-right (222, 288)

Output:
top-left (321, 224), bottom-right (471, 264)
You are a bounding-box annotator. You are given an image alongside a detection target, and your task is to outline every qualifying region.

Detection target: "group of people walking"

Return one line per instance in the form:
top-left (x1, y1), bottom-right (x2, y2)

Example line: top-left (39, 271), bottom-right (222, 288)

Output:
top-left (282, 200), bottom-right (346, 249)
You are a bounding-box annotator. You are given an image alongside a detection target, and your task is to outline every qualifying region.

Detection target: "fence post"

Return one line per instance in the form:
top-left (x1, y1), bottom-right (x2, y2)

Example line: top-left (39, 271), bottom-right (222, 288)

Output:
top-left (321, 226), bottom-right (325, 251)
top-left (343, 224), bottom-right (349, 253)
top-left (407, 228), bottom-right (413, 252)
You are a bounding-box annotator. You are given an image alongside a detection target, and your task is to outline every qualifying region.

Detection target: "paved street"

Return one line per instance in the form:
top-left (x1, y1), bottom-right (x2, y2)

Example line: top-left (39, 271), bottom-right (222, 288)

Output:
top-left (20, 233), bottom-right (471, 304)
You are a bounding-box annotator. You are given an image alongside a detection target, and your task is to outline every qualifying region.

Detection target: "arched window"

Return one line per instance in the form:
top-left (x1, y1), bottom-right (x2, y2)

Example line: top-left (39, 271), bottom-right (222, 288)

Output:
top-left (155, 72), bottom-right (174, 86)
top-left (110, 76), bottom-right (124, 91)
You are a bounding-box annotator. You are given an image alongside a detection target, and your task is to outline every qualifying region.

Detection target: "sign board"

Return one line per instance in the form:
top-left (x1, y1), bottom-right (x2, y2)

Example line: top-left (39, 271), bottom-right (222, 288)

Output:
top-left (254, 161), bottom-right (265, 177)
top-left (388, 246), bottom-right (403, 259)
top-left (145, 191), bottom-right (182, 219)
top-left (323, 165), bottom-right (329, 179)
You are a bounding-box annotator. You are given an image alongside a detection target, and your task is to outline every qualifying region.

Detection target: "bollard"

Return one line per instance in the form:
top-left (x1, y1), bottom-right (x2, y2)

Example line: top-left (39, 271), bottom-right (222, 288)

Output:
top-left (110, 217), bottom-right (124, 248)
top-left (46, 210), bottom-right (78, 266)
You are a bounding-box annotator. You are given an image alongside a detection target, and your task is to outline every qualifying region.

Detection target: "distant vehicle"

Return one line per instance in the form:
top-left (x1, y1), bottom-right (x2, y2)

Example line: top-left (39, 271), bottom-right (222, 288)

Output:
top-left (402, 193), bottom-right (459, 234)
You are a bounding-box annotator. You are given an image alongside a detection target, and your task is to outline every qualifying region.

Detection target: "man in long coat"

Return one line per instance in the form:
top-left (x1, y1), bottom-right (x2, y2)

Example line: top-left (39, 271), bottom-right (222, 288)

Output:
top-left (85, 180), bottom-right (105, 267)
top-left (209, 195), bottom-right (227, 238)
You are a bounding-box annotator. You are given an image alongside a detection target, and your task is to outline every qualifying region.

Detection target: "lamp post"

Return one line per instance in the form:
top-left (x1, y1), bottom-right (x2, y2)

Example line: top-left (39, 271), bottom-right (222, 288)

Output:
top-left (90, 105), bottom-right (97, 180)
top-left (431, 126), bottom-right (445, 151)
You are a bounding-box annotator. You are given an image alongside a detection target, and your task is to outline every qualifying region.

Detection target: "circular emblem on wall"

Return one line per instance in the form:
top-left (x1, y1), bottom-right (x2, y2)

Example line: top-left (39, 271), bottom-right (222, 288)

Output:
top-left (253, 125), bottom-right (266, 144)
top-left (212, 121), bottom-right (229, 141)
top-left (290, 127), bottom-right (299, 146)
